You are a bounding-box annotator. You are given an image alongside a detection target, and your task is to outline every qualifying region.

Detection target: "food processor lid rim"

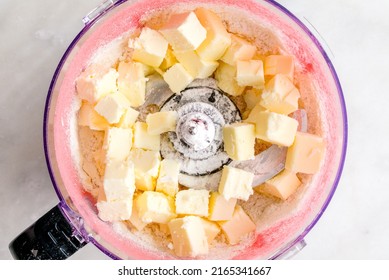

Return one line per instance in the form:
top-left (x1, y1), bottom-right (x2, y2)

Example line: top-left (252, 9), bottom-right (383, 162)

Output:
top-left (264, 0), bottom-right (348, 259)
top-left (43, 0), bottom-right (348, 260)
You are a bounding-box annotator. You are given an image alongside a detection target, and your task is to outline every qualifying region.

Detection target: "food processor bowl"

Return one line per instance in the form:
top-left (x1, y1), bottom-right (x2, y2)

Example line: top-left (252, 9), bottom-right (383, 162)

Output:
top-left (9, 0), bottom-right (347, 260)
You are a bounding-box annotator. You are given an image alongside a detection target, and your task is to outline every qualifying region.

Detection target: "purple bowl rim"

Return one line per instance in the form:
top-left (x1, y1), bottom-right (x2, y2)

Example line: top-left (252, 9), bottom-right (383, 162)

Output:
top-left (43, 0), bottom-right (126, 260)
top-left (43, 0), bottom-right (348, 260)
top-left (263, 0), bottom-right (348, 259)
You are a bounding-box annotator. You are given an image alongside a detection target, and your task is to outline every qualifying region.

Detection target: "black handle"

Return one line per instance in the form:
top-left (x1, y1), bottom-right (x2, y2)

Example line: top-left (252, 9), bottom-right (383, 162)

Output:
top-left (9, 205), bottom-right (87, 260)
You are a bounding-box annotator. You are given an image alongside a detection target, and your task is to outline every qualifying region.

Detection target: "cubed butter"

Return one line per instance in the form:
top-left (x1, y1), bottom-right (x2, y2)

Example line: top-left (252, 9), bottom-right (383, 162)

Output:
top-left (243, 88), bottom-right (263, 110)
top-left (130, 148), bottom-right (161, 191)
top-left (260, 74), bottom-right (300, 115)
top-left (163, 63), bottom-right (194, 93)
top-left (221, 35), bottom-right (256, 65)
top-left (160, 47), bottom-right (178, 71)
top-left (94, 93), bottom-right (130, 124)
top-left (168, 216), bottom-right (209, 257)
top-left (218, 166), bottom-right (254, 201)
top-left (236, 60), bottom-right (265, 88)
top-left (160, 12), bottom-right (206, 51)
top-left (159, 223), bottom-right (171, 235)
top-left (118, 61), bottom-right (147, 107)
top-left (103, 159), bottom-right (135, 202)
top-left (208, 192), bottom-right (237, 221)
top-left (156, 159), bottom-right (180, 197)
top-left (115, 107), bottom-right (139, 129)
top-left (127, 199), bottom-right (148, 231)
top-left (97, 199), bottom-right (133, 222)
top-left (97, 185), bottom-right (106, 203)
top-left (242, 110), bottom-right (251, 120)
top-left (200, 218), bottom-right (220, 244)
top-left (78, 102), bottom-right (109, 131)
top-left (223, 122), bottom-right (255, 160)
top-left (175, 189), bottom-right (209, 216)
top-left (132, 27), bottom-right (169, 67)
top-left (218, 205), bottom-right (256, 245)
top-left (252, 111), bottom-right (298, 147)
top-left (103, 127), bottom-right (132, 162)
top-left (264, 55), bottom-right (294, 79)
top-left (133, 122), bottom-right (160, 151)
top-left (195, 7), bottom-right (231, 61)
top-left (243, 102), bottom-right (267, 123)
top-left (173, 50), bottom-right (219, 79)
top-left (214, 62), bottom-right (245, 96)
top-left (76, 65), bottom-right (118, 103)
top-left (285, 132), bottom-right (326, 174)
top-left (135, 191), bottom-right (176, 224)
top-left (254, 169), bottom-right (301, 200)
top-left (146, 111), bottom-right (178, 135)
top-left (141, 63), bottom-right (155, 76)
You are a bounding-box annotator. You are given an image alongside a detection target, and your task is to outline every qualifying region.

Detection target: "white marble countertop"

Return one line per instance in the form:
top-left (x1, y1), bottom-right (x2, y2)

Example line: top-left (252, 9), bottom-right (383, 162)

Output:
top-left (1, 0), bottom-right (388, 260)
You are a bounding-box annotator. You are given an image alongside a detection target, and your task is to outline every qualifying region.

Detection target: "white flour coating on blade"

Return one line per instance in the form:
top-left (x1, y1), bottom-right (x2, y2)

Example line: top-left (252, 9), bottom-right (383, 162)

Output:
top-left (230, 145), bottom-right (287, 187)
top-left (160, 79), bottom-right (240, 176)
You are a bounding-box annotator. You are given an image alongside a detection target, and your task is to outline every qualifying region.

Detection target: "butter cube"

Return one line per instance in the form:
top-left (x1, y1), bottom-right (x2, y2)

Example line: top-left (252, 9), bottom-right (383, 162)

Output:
top-left (115, 107), bottom-right (139, 129)
top-left (94, 93), bottom-right (130, 124)
top-left (76, 65), bottom-right (118, 103)
top-left (242, 110), bottom-right (251, 120)
top-left (236, 60), bottom-right (265, 88)
top-left (195, 7), bottom-right (231, 61)
top-left (214, 62), bottom-right (245, 96)
top-left (260, 74), bottom-right (300, 115)
top-left (156, 159), bottom-right (180, 197)
top-left (285, 132), bottom-right (326, 174)
top-left (168, 216), bottom-right (209, 257)
top-left (97, 185), bottom-right (106, 203)
top-left (163, 63), bottom-right (194, 93)
top-left (130, 148), bottom-right (161, 191)
top-left (221, 35), bottom-right (256, 65)
top-left (103, 127), bottom-right (132, 162)
top-left (130, 149), bottom-right (161, 178)
top-left (135, 191), bottom-right (176, 224)
top-left (160, 12), bottom-right (207, 51)
top-left (141, 63), bottom-right (156, 76)
top-left (252, 111), bottom-right (298, 147)
top-left (175, 189), bottom-right (209, 216)
top-left (223, 122), bottom-right (255, 161)
top-left (218, 205), bottom-right (256, 245)
top-left (78, 102), bottom-right (109, 131)
top-left (146, 111), bottom-right (178, 135)
top-left (127, 199), bottom-right (148, 231)
top-left (103, 159), bottom-right (135, 202)
top-left (208, 192), bottom-right (237, 221)
top-left (264, 55), bottom-right (294, 79)
top-left (133, 122), bottom-right (160, 151)
top-left (243, 103), bottom-right (267, 124)
top-left (96, 199), bottom-right (133, 222)
top-left (132, 27), bottom-right (169, 67)
top-left (159, 223), bottom-right (171, 235)
top-left (254, 169), bottom-right (301, 200)
top-left (218, 166), bottom-right (254, 201)
top-left (118, 61), bottom-right (147, 107)
top-left (243, 88), bottom-right (263, 110)
top-left (200, 218), bottom-right (221, 244)
top-left (173, 50), bottom-right (219, 79)
top-left (160, 47), bottom-right (178, 71)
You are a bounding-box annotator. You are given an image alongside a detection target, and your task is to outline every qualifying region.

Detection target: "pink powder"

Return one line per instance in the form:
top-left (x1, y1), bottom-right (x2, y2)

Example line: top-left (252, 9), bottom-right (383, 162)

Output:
top-left (51, 0), bottom-right (345, 259)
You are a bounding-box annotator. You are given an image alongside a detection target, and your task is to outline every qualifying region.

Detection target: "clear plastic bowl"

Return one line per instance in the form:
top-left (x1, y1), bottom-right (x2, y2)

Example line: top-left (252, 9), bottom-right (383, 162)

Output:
top-left (20, 0), bottom-right (347, 260)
